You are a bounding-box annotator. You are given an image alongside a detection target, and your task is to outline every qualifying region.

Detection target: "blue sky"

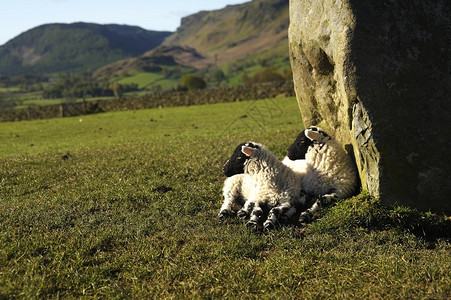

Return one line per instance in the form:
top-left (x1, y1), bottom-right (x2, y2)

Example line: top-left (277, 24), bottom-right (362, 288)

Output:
top-left (0, 0), bottom-right (248, 46)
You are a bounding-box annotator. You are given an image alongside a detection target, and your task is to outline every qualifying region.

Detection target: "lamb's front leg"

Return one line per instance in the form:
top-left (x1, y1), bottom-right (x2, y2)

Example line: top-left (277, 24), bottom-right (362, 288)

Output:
top-left (236, 188), bottom-right (258, 219)
top-left (218, 175), bottom-right (243, 220)
top-left (298, 192), bottom-right (337, 225)
top-left (264, 190), bottom-right (308, 230)
top-left (246, 204), bottom-right (263, 228)
top-left (278, 190), bottom-right (309, 223)
top-left (236, 199), bottom-right (255, 219)
top-left (263, 201), bottom-right (293, 230)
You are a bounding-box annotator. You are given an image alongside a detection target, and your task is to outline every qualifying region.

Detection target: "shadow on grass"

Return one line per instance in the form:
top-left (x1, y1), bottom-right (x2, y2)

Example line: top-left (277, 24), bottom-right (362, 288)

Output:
top-left (305, 192), bottom-right (451, 246)
top-left (218, 192), bottom-right (451, 245)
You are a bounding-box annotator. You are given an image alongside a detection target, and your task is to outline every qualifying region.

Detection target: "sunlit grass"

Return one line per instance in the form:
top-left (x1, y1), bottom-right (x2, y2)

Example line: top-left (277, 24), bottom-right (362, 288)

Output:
top-left (116, 72), bottom-right (179, 91)
top-left (0, 87), bottom-right (21, 92)
top-left (1, 97), bottom-right (450, 298)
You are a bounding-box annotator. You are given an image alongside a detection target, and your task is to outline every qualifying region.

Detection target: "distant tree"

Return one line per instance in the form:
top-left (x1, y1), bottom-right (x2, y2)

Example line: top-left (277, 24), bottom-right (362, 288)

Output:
top-left (240, 72), bottom-right (250, 84)
top-left (161, 68), bottom-right (169, 78)
top-left (150, 85), bottom-right (162, 93)
top-left (43, 84), bottom-right (65, 98)
top-left (247, 66), bottom-right (285, 84)
top-left (212, 70), bottom-right (226, 83)
top-left (0, 94), bottom-right (16, 111)
top-left (283, 67), bottom-right (293, 81)
top-left (109, 83), bottom-right (122, 99)
top-left (180, 74), bottom-right (207, 91)
top-left (42, 73), bottom-right (138, 100)
top-left (205, 68), bottom-right (227, 87)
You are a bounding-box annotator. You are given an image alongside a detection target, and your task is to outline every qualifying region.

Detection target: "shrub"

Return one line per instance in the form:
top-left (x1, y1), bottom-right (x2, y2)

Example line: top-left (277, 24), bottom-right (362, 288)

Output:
top-left (246, 66), bottom-right (285, 84)
top-left (180, 74), bottom-right (207, 91)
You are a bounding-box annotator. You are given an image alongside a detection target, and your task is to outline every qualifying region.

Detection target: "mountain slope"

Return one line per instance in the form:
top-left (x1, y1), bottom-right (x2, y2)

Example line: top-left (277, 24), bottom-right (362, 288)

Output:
top-left (163, 0), bottom-right (289, 66)
top-left (94, 45), bottom-right (207, 77)
top-left (95, 0), bottom-right (289, 77)
top-left (0, 23), bottom-right (172, 76)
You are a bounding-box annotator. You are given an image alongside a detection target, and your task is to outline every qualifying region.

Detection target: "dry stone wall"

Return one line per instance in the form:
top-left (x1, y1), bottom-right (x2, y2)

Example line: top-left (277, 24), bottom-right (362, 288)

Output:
top-left (0, 81), bottom-right (294, 122)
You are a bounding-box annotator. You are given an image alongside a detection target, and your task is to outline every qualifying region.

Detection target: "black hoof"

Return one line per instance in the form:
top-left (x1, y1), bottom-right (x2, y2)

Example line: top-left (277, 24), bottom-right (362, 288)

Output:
top-left (263, 221), bottom-right (275, 231)
top-left (218, 210), bottom-right (230, 220)
top-left (299, 212), bottom-right (312, 224)
top-left (237, 210), bottom-right (248, 219)
top-left (246, 220), bottom-right (258, 228)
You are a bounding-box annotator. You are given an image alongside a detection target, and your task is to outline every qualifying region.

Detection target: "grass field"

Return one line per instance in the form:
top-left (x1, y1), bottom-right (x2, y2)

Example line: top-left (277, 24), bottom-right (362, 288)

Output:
top-left (0, 87), bottom-right (21, 93)
top-left (117, 72), bottom-right (167, 90)
top-left (1, 97), bottom-right (450, 298)
top-left (116, 72), bottom-right (180, 91)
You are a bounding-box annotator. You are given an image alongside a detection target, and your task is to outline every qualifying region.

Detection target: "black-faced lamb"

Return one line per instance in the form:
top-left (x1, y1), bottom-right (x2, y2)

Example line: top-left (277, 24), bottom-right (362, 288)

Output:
top-left (219, 142), bottom-right (306, 229)
top-left (285, 126), bottom-right (359, 223)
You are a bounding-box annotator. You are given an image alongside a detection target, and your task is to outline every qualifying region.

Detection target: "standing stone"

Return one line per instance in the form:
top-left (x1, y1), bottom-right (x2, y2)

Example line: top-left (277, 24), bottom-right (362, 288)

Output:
top-left (289, 0), bottom-right (451, 213)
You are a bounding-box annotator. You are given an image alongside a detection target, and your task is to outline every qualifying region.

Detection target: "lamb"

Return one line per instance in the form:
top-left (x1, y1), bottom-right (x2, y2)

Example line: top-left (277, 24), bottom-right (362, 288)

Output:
top-left (218, 142), bottom-right (306, 230)
top-left (281, 128), bottom-right (313, 174)
top-left (285, 126), bottom-right (359, 223)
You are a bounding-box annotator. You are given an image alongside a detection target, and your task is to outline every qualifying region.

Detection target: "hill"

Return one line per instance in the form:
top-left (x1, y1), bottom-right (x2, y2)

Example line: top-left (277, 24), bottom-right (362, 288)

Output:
top-left (93, 46), bottom-right (206, 77)
top-left (0, 0), bottom-right (291, 104)
top-left (163, 0), bottom-right (289, 66)
top-left (0, 23), bottom-right (172, 76)
top-left (97, 0), bottom-right (290, 78)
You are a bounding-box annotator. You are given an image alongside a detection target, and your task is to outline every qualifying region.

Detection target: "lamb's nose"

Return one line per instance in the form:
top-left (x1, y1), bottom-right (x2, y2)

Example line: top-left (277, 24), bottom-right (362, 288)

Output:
top-left (222, 160), bottom-right (229, 171)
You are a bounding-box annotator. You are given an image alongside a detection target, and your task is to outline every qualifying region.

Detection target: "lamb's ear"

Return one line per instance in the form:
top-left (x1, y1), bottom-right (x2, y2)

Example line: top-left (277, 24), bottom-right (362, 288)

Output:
top-left (305, 129), bottom-right (321, 141)
top-left (305, 127), bottom-right (328, 142)
top-left (242, 146), bottom-right (256, 157)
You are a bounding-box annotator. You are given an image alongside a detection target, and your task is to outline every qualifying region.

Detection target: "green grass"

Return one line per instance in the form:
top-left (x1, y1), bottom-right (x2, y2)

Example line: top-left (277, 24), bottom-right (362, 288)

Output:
top-left (116, 72), bottom-right (179, 91)
top-left (19, 98), bottom-right (65, 108)
top-left (225, 55), bottom-right (290, 87)
top-left (148, 78), bottom-right (179, 91)
top-left (227, 65), bottom-right (264, 87)
top-left (1, 97), bottom-right (450, 298)
top-left (117, 72), bottom-right (165, 89)
top-left (0, 87), bottom-right (21, 92)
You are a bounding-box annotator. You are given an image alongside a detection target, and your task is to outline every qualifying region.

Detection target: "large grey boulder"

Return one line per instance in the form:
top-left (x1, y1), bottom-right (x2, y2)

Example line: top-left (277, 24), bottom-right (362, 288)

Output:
top-left (289, 0), bottom-right (451, 213)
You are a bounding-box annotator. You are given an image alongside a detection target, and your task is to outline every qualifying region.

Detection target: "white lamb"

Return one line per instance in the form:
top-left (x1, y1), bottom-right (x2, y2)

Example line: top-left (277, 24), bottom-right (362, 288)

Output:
top-left (218, 142), bottom-right (306, 230)
top-left (284, 126), bottom-right (359, 223)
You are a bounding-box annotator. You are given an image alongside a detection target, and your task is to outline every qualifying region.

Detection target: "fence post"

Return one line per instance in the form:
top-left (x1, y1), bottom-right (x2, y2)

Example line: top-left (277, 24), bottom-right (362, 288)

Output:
top-left (59, 104), bottom-right (64, 118)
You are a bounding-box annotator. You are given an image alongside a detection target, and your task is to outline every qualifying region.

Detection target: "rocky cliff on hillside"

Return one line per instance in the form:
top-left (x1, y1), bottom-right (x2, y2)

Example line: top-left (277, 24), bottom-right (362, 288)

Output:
top-left (289, 0), bottom-right (451, 213)
top-left (88, 0), bottom-right (291, 78)
top-left (163, 0), bottom-right (289, 65)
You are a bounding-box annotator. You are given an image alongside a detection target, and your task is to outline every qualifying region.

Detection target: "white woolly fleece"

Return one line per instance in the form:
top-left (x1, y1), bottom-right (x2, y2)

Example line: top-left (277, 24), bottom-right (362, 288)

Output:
top-left (220, 145), bottom-right (304, 215)
top-left (285, 137), bottom-right (358, 199)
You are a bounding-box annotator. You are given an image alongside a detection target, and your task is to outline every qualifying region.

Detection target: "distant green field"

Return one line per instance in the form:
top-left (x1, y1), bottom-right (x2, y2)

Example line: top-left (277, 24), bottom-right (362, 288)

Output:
top-left (0, 97), bottom-right (300, 157)
top-left (1, 97), bottom-right (450, 298)
top-left (226, 53), bottom-right (291, 87)
top-left (116, 72), bottom-right (180, 91)
top-left (18, 99), bottom-right (65, 108)
top-left (0, 87), bottom-right (21, 92)
top-left (228, 65), bottom-right (264, 86)
top-left (117, 72), bottom-right (164, 88)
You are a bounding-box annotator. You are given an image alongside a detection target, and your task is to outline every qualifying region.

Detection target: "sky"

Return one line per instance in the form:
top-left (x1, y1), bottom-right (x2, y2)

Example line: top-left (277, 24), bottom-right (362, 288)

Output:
top-left (0, 0), bottom-right (249, 46)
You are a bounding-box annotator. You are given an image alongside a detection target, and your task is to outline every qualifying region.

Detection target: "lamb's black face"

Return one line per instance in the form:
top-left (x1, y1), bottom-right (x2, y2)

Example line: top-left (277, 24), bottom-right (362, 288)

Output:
top-left (286, 130), bottom-right (314, 160)
top-left (223, 142), bottom-right (260, 177)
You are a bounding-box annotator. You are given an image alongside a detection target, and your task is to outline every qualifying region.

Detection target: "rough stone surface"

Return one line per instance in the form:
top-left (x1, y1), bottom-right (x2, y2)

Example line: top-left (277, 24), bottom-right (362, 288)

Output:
top-left (289, 0), bottom-right (451, 213)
